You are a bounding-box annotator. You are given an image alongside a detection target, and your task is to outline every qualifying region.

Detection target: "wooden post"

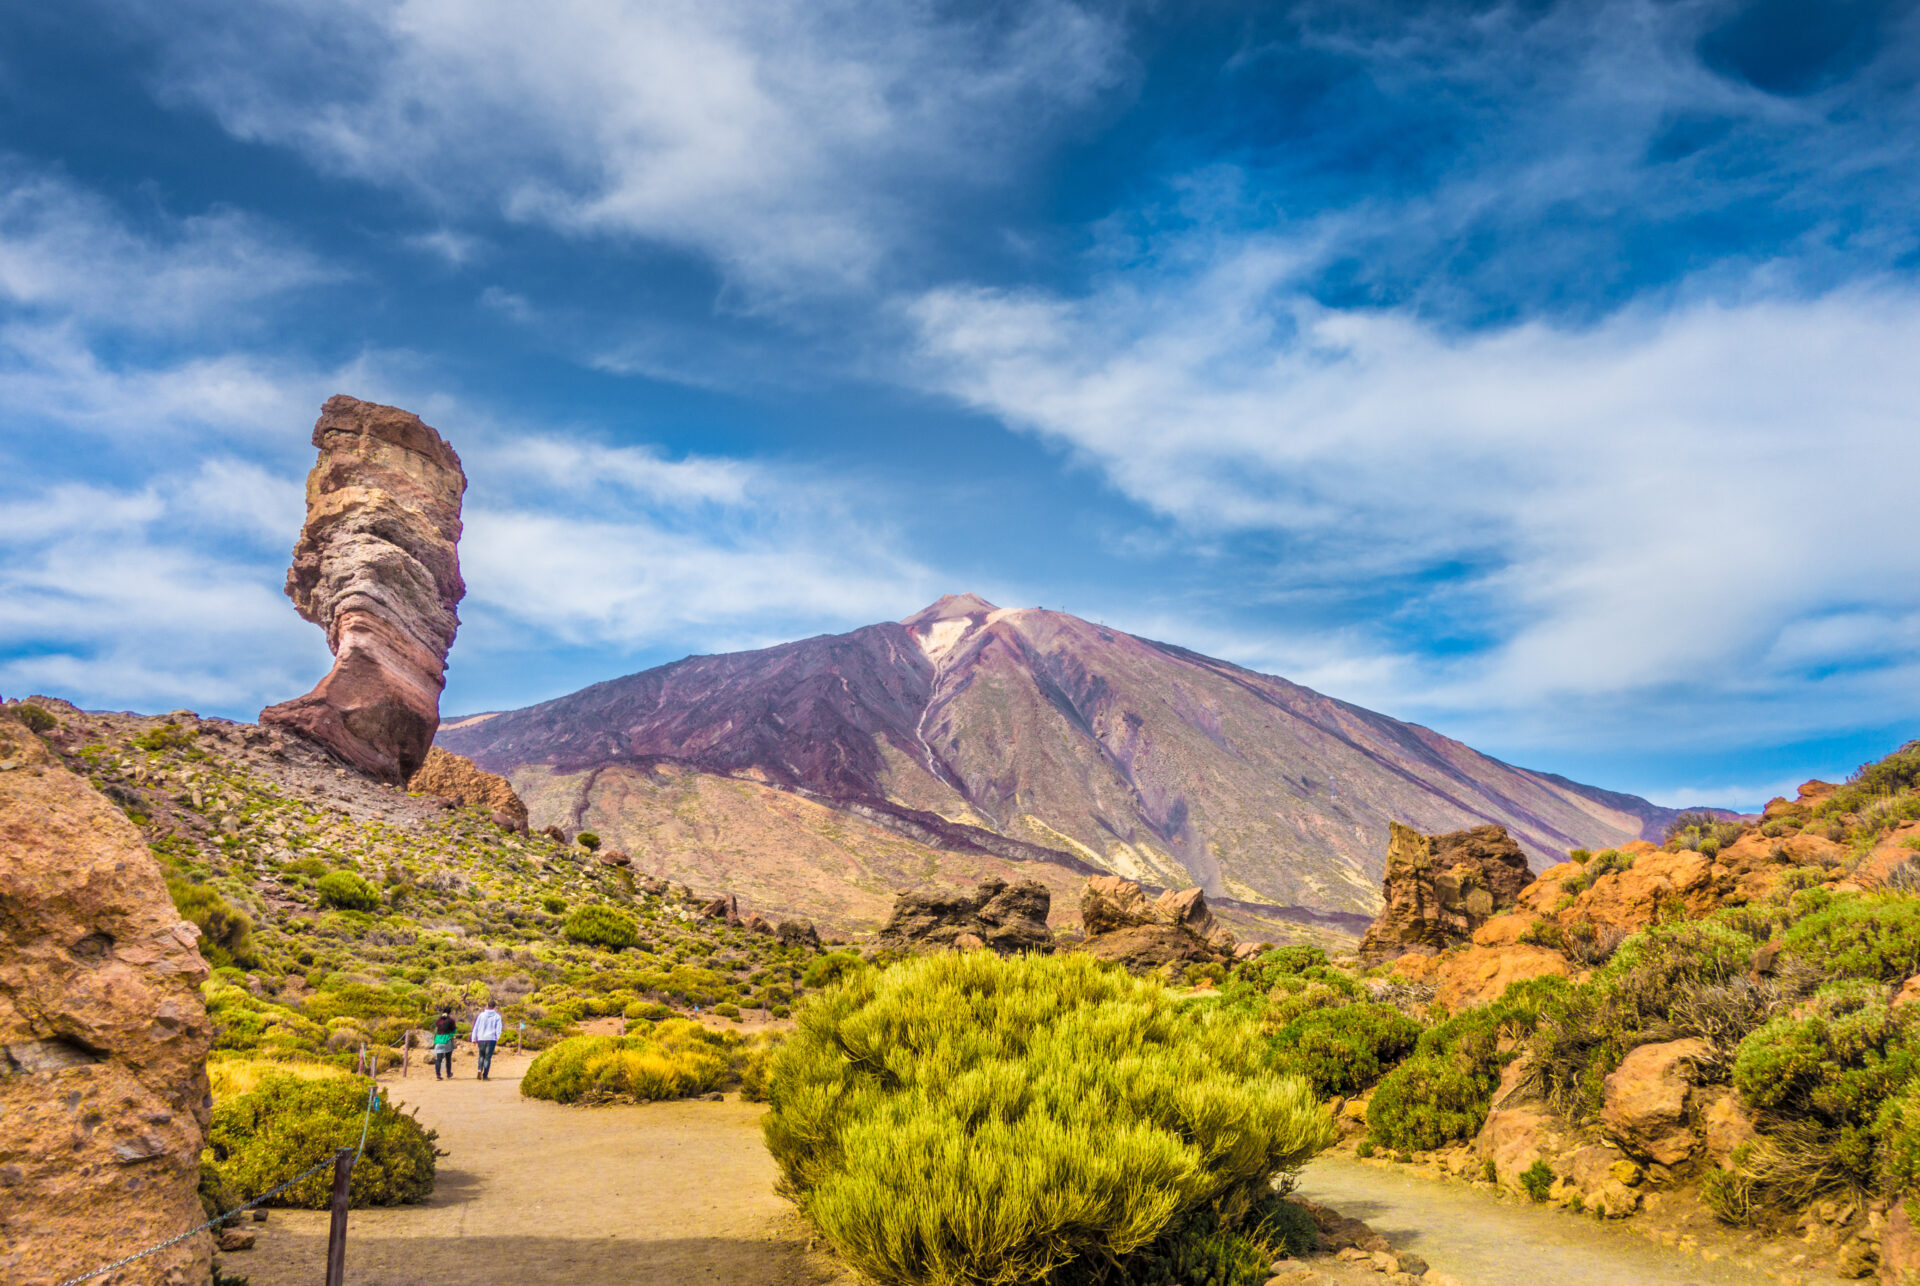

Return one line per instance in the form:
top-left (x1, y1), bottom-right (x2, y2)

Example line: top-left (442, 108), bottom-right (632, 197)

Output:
top-left (401, 1030), bottom-right (411, 1078)
top-left (516, 1022), bottom-right (524, 1055)
top-left (323, 1148), bottom-right (354, 1286)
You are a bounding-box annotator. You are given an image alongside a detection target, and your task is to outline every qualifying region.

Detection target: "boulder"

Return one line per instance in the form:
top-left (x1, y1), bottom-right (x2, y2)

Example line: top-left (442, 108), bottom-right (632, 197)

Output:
top-left (1884, 1199), bottom-right (1920, 1286)
top-left (595, 849), bottom-right (632, 868)
top-left (1358, 823), bottom-right (1533, 963)
top-left (406, 746), bottom-right (527, 831)
top-left (744, 914), bottom-right (773, 935)
top-left (1601, 1038), bottom-right (1712, 1166)
top-left (262, 395), bottom-right (468, 783)
top-left (775, 919), bottom-right (822, 951)
top-left (1076, 876), bottom-right (1236, 970)
top-left (1081, 875), bottom-right (1156, 935)
top-left (0, 717), bottom-right (213, 1286)
top-left (876, 878), bottom-right (1053, 955)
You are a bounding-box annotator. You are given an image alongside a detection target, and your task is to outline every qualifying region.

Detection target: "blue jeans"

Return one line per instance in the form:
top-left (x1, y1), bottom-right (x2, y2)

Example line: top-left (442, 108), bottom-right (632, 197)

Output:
top-left (476, 1039), bottom-right (497, 1078)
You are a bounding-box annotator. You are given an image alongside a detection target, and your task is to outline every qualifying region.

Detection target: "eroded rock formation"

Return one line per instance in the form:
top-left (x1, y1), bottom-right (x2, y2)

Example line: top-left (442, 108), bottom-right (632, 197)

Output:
top-left (407, 746), bottom-right (527, 831)
top-left (0, 714), bottom-right (213, 1286)
top-left (1358, 822), bottom-right (1532, 963)
top-left (1077, 875), bottom-right (1238, 971)
top-left (875, 878), bottom-right (1053, 954)
top-left (262, 395), bottom-right (466, 783)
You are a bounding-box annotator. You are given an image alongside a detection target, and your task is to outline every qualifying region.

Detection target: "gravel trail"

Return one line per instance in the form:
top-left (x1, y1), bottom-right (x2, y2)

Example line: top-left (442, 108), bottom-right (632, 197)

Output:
top-left (236, 1050), bottom-right (849, 1286)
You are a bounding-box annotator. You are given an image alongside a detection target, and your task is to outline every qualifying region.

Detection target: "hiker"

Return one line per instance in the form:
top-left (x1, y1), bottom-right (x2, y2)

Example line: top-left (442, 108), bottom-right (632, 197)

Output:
top-left (471, 1001), bottom-right (503, 1080)
top-left (431, 1008), bottom-right (457, 1080)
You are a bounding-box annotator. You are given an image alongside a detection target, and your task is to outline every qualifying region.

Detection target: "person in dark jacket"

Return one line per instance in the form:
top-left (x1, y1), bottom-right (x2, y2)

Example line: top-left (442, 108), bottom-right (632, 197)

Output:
top-left (431, 1008), bottom-right (457, 1080)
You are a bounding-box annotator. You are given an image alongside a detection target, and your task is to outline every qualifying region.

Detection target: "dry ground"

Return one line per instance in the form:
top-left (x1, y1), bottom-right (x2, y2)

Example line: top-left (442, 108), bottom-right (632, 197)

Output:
top-left (236, 1050), bottom-right (852, 1286)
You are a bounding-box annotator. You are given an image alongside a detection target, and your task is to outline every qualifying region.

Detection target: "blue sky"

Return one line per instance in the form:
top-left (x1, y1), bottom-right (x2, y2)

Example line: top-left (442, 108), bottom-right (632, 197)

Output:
top-left (4, 0), bottom-right (1918, 810)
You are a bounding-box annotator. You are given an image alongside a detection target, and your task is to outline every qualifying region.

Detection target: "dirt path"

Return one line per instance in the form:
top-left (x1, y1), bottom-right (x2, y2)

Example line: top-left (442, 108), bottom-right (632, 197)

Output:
top-left (239, 1052), bottom-right (850, 1286)
top-left (1297, 1155), bottom-right (1849, 1286)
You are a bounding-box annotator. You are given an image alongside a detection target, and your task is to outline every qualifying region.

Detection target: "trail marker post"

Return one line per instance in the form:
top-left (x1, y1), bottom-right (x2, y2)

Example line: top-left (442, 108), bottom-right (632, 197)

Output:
top-left (401, 1030), bottom-right (411, 1078)
top-left (517, 1021), bottom-right (524, 1055)
top-left (323, 1147), bottom-right (354, 1286)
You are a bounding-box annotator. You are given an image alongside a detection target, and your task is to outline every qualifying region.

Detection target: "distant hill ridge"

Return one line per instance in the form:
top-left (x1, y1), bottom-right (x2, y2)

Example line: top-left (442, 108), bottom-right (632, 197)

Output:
top-left (440, 594), bottom-right (1692, 921)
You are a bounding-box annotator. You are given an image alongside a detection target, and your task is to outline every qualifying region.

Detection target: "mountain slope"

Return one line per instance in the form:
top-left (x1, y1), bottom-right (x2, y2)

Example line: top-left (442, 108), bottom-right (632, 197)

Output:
top-left (440, 594), bottom-right (1684, 917)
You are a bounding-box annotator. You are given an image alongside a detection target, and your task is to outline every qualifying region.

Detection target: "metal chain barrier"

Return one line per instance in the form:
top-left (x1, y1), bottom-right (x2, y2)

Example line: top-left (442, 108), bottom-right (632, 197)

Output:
top-left (56, 1079), bottom-right (381, 1286)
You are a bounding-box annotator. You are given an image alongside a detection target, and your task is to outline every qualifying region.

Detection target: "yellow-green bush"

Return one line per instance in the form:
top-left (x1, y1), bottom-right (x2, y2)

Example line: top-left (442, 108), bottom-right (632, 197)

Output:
top-left (762, 952), bottom-right (1335, 1286)
top-left (520, 1020), bottom-right (733, 1104)
top-left (168, 879), bottom-right (255, 968)
top-left (563, 904), bottom-right (638, 950)
top-left (208, 1074), bottom-right (437, 1207)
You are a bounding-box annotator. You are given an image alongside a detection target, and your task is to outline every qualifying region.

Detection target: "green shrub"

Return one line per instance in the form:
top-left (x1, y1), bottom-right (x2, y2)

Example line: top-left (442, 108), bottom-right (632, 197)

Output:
top-left (576, 831), bottom-right (602, 853)
top-left (1558, 847), bottom-right (1637, 898)
top-left (737, 1036), bottom-right (784, 1103)
top-left (1780, 896), bottom-right (1920, 982)
top-left (1232, 946), bottom-right (1329, 990)
top-left (1534, 918), bottom-right (1765, 1120)
top-left (7, 702), bottom-right (57, 732)
top-left (541, 895), bottom-right (567, 915)
top-left (284, 857), bottom-right (328, 878)
top-left (1519, 1160), bottom-right (1554, 1202)
top-left (763, 952), bottom-right (1335, 1286)
top-left (169, 880), bottom-right (255, 968)
top-left (1665, 813), bottom-right (1747, 858)
top-left (208, 1075), bottom-right (436, 1207)
top-left (316, 870), bottom-right (379, 912)
top-left (1271, 1003), bottom-right (1421, 1098)
top-left (521, 1022), bottom-right (732, 1104)
top-left (1368, 975), bottom-right (1567, 1151)
top-left (133, 722), bottom-right (197, 752)
top-left (1055, 1195), bottom-right (1309, 1286)
top-left (800, 950), bottom-right (867, 990)
top-left (623, 1000), bottom-right (671, 1023)
top-left (714, 1002), bottom-right (742, 1019)
top-left (1731, 980), bottom-right (1918, 1189)
top-left (563, 905), bottom-right (638, 950)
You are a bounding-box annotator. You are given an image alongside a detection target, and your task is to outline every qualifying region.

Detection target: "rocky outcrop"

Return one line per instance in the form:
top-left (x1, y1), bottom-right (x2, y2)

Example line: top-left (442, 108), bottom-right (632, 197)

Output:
top-left (262, 395), bottom-right (467, 784)
top-left (875, 878), bottom-right (1052, 954)
top-left (0, 715), bottom-right (213, 1286)
top-left (1077, 875), bottom-right (1237, 971)
top-left (1359, 822), bottom-right (1533, 962)
top-left (775, 919), bottom-right (822, 951)
top-left (407, 746), bottom-right (527, 831)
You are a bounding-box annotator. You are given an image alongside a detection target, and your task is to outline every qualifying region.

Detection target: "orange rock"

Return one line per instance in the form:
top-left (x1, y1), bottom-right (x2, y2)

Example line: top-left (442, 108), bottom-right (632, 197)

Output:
top-left (1470, 913), bottom-right (1539, 948)
top-left (1428, 944), bottom-right (1570, 1011)
top-left (1601, 1038), bottom-right (1711, 1166)
top-left (0, 718), bottom-right (212, 1286)
top-left (1358, 822), bottom-right (1533, 962)
top-left (1699, 1087), bottom-right (1759, 1166)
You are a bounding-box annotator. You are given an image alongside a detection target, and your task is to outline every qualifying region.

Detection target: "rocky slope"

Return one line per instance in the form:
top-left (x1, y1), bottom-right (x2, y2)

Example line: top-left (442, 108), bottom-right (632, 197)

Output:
top-left (263, 396), bottom-right (467, 783)
top-left (1, 706), bottom-right (213, 1286)
top-left (441, 593), bottom-right (1689, 922)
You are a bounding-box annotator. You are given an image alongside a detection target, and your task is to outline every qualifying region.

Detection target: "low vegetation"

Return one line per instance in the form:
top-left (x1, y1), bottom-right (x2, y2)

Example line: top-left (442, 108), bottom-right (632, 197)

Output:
top-left (520, 1020), bottom-right (735, 1104)
top-left (764, 952), bottom-right (1335, 1286)
top-left (40, 710), bottom-right (830, 1078)
top-left (207, 1073), bottom-right (439, 1208)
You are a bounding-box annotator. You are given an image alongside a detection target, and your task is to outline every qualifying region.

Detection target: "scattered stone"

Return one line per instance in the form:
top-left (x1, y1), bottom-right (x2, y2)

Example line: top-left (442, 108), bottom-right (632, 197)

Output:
top-left (1358, 822), bottom-right (1532, 963)
top-left (262, 395), bottom-right (468, 783)
top-left (215, 1229), bottom-right (256, 1252)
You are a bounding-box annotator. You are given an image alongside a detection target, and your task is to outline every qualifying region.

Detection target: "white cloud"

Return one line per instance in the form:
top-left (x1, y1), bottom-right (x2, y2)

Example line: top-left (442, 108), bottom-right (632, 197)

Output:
top-left (909, 253), bottom-right (1920, 748)
top-left (0, 164), bottom-right (328, 331)
top-left (134, 0), bottom-right (1125, 294)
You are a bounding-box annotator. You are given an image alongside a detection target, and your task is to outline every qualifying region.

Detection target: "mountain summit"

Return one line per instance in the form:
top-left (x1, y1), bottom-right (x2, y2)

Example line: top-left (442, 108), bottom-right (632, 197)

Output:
top-left (440, 596), bottom-right (1684, 922)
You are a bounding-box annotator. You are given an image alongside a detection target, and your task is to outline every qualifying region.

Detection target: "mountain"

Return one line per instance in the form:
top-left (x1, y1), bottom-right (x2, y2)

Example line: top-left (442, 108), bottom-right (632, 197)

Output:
top-left (439, 594), bottom-right (1686, 925)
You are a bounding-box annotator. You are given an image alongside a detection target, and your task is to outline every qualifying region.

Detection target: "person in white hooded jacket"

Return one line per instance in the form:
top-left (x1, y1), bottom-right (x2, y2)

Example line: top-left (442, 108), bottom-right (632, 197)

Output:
top-left (471, 1003), bottom-right (504, 1080)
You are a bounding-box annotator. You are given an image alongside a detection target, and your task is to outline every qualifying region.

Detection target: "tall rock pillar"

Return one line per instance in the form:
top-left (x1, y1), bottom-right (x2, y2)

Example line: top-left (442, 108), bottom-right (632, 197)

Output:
top-left (261, 395), bottom-right (467, 782)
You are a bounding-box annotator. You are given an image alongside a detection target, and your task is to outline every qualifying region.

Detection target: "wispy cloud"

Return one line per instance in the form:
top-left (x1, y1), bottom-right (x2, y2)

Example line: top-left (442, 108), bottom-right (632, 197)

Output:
top-left (911, 254), bottom-right (1920, 748)
top-left (128, 0), bottom-right (1126, 295)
